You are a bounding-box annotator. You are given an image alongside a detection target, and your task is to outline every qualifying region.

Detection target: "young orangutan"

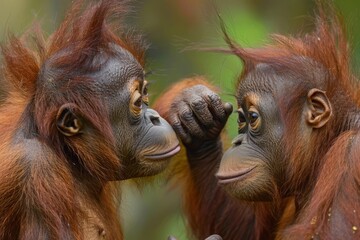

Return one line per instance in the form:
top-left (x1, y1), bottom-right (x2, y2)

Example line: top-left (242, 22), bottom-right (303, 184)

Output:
top-left (0, 0), bottom-right (181, 239)
top-left (155, 2), bottom-right (360, 240)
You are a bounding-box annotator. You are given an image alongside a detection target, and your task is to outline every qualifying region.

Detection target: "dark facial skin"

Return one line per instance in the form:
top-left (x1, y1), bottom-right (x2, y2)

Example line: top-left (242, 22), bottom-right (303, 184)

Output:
top-left (94, 45), bottom-right (180, 178)
top-left (215, 64), bottom-right (286, 201)
top-left (55, 44), bottom-right (180, 179)
top-left (216, 62), bottom-right (333, 201)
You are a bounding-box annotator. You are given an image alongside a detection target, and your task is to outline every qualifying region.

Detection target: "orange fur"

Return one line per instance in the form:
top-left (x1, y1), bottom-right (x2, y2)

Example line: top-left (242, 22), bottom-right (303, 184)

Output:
top-left (155, 77), bottom-right (290, 240)
top-left (156, 2), bottom-right (360, 240)
top-left (0, 0), bottom-right (146, 239)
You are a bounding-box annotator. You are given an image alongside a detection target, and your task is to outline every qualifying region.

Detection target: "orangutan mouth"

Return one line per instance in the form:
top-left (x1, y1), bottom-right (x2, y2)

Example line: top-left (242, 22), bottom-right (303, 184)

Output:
top-left (216, 166), bottom-right (257, 184)
top-left (144, 145), bottom-right (181, 160)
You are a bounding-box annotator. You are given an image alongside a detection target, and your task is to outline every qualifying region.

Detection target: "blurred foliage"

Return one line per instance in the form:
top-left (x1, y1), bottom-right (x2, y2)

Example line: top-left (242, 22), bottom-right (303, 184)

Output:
top-left (1, 0), bottom-right (360, 239)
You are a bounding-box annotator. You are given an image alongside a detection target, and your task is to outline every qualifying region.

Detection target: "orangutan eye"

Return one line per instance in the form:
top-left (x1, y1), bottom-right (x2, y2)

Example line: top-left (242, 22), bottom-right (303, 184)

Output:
top-left (143, 85), bottom-right (148, 96)
top-left (134, 95), bottom-right (142, 108)
top-left (237, 108), bottom-right (247, 133)
top-left (249, 112), bottom-right (258, 124)
top-left (248, 107), bottom-right (261, 130)
top-left (142, 81), bottom-right (149, 105)
top-left (130, 90), bottom-right (142, 117)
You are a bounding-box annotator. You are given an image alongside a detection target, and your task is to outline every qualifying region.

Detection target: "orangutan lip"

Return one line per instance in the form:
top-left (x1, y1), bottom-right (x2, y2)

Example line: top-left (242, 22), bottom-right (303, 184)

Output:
top-left (216, 166), bottom-right (257, 184)
top-left (144, 145), bottom-right (180, 160)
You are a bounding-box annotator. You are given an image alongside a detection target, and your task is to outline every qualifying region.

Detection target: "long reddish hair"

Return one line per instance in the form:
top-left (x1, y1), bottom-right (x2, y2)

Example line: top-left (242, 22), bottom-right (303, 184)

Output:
top-left (221, 2), bottom-right (360, 239)
top-left (0, 0), bottom-right (147, 239)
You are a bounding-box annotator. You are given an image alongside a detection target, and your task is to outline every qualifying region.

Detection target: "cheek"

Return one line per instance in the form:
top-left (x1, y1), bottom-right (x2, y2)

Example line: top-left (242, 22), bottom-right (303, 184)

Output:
top-left (113, 121), bottom-right (147, 154)
top-left (259, 126), bottom-right (286, 185)
top-left (108, 95), bottom-right (130, 121)
top-left (260, 112), bottom-right (286, 160)
top-left (107, 90), bottom-right (137, 133)
top-left (110, 109), bottom-right (142, 157)
top-left (218, 146), bottom-right (273, 195)
top-left (265, 127), bottom-right (284, 159)
top-left (220, 163), bottom-right (278, 201)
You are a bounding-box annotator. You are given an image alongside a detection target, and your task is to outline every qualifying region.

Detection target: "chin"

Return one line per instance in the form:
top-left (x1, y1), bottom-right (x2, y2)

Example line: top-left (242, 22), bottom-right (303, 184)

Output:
top-left (141, 158), bottom-right (172, 177)
top-left (223, 182), bottom-right (274, 201)
top-left (217, 170), bottom-right (275, 202)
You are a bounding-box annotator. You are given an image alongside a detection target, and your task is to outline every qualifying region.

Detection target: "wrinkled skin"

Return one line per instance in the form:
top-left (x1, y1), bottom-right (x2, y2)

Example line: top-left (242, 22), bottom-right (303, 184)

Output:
top-left (45, 44), bottom-right (180, 180)
top-left (0, 0), bottom-right (183, 239)
top-left (216, 64), bottom-right (287, 201)
top-left (168, 84), bottom-right (232, 156)
top-left (156, 77), bottom-right (289, 240)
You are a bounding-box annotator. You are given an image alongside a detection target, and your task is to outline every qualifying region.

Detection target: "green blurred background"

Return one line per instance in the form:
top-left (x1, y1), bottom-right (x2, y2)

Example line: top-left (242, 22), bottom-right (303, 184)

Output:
top-left (1, 0), bottom-right (359, 239)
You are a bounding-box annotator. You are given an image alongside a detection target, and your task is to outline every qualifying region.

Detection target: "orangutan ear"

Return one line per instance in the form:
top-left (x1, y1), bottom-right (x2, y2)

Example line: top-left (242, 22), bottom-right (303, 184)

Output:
top-left (56, 104), bottom-right (83, 136)
top-left (305, 88), bottom-right (332, 128)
